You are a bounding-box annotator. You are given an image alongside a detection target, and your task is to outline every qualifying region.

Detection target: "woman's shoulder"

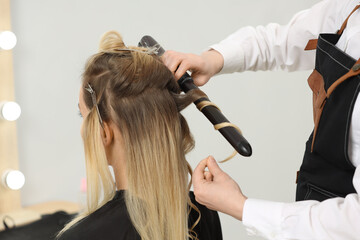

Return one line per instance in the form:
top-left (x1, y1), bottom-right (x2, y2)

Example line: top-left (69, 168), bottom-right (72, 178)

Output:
top-left (188, 191), bottom-right (223, 240)
top-left (57, 191), bottom-right (140, 240)
top-left (58, 191), bottom-right (222, 240)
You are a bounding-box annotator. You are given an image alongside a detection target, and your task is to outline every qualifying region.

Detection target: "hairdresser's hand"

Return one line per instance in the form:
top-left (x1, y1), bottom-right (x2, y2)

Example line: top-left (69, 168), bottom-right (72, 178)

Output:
top-left (193, 156), bottom-right (247, 221)
top-left (162, 50), bottom-right (224, 86)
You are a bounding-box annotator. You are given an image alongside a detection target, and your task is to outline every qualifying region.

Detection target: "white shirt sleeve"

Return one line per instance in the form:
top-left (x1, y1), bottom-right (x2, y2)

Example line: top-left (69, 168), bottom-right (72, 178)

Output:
top-left (243, 166), bottom-right (360, 240)
top-left (210, 0), bottom-right (348, 73)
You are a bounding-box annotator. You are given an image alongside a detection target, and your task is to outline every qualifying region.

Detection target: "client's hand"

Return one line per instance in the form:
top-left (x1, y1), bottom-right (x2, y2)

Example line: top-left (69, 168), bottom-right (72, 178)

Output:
top-left (193, 156), bottom-right (247, 221)
top-left (161, 50), bottom-right (224, 86)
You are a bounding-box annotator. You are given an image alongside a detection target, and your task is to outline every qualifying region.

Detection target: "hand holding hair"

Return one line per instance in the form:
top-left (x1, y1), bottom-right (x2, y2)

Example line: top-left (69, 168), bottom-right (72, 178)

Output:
top-left (161, 50), bottom-right (224, 86)
top-left (193, 156), bottom-right (247, 221)
top-left (139, 36), bottom-right (252, 158)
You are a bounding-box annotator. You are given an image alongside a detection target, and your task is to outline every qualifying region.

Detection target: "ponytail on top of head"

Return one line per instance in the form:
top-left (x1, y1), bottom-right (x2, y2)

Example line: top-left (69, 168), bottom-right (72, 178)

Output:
top-left (99, 31), bottom-right (126, 52)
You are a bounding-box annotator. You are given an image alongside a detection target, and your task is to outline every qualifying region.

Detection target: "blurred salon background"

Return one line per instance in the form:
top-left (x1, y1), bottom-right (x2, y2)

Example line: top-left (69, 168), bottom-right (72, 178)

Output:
top-left (2, 0), bottom-right (318, 239)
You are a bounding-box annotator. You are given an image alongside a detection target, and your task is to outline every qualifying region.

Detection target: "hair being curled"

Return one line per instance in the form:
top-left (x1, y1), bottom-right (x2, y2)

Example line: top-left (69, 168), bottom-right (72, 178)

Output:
top-left (59, 31), bottom-right (207, 240)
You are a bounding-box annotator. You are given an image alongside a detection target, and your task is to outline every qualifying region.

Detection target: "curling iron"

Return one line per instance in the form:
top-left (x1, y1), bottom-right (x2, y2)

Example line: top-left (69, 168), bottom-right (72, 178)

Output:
top-left (138, 36), bottom-right (252, 157)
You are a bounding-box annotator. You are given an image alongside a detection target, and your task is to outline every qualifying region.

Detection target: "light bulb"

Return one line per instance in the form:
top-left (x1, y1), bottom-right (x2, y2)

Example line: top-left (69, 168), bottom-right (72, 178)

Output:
top-left (0, 101), bottom-right (21, 121)
top-left (2, 170), bottom-right (25, 190)
top-left (0, 31), bottom-right (17, 50)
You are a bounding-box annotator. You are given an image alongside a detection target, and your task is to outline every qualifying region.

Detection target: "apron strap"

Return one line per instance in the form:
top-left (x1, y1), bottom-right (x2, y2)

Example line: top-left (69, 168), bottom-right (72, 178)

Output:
top-left (327, 60), bottom-right (360, 98)
top-left (305, 4), bottom-right (360, 51)
top-left (337, 5), bottom-right (360, 35)
top-left (310, 59), bottom-right (360, 152)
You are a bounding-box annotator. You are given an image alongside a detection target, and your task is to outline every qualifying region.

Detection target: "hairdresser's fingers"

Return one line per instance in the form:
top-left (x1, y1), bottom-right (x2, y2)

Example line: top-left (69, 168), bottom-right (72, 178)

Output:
top-left (206, 156), bottom-right (224, 177)
top-left (204, 171), bottom-right (214, 182)
top-left (173, 53), bottom-right (202, 79)
top-left (190, 72), bottom-right (211, 87)
top-left (162, 50), bottom-right (185, 75)
top-left (174, 58), bottom-right (192, 80)
top-left (193, 157), bottom-right (210, 183)
top-left (163, 51), bottom-right (206, 81)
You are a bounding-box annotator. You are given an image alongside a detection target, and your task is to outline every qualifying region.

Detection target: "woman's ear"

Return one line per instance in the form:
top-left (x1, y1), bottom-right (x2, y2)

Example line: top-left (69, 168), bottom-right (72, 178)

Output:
top-left (100, 122), bottom-right (114, 147)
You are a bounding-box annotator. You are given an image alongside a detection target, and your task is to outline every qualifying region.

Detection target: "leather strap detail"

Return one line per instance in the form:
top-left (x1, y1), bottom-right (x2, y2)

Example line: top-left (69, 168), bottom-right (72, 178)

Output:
top-left (326, 59), bottom-right (360, 98)
top-left (304, 39), bottom-right (318, 51)
top-left (309, 59), bottom-right (360, 152)
top-left (296, 170), bottom-right (300, 184)
top-left (307, 70), bottom-right (326, 152)
top-left (305, 5), bottom-right (360, 51)
top-left (337, 5), bottom-right (360, 35)
top-left (311, 97), bottom-right (326, 152)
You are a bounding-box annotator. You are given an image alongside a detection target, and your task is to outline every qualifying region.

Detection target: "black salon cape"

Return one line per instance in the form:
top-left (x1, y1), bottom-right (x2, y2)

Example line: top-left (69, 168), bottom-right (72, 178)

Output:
top-left (57, 190), bottom-right (222, 240)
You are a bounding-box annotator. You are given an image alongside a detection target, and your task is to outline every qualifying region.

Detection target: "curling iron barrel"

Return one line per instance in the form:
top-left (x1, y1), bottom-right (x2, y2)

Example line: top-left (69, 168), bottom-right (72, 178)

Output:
top-left (138, 36), bottom-right (252, 157)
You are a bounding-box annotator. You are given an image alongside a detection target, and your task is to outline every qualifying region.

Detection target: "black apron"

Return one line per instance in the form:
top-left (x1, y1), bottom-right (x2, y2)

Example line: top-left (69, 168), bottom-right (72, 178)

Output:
top-left (296, 5), bottom-right (360, 201)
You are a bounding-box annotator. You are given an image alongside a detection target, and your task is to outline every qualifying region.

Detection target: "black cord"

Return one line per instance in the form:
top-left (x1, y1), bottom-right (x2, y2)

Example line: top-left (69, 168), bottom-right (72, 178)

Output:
top-left (2, 215), bottom-right (16, 230)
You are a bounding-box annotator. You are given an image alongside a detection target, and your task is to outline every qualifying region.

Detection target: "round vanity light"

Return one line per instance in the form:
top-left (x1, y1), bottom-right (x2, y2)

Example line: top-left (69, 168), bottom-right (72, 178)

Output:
top-left (0, 101), bottom-right (21, 121)
top-left (0, 31), bottom-right (17, 50)
top-left (2, 170), bottom-right (25, 190)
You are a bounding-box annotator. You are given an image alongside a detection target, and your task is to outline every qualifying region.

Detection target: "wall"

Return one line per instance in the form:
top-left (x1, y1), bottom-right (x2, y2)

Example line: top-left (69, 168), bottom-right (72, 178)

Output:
top-left (11, 0), bottom-right (318, 239)
top-left (0, 0), bottom-right (21, 213)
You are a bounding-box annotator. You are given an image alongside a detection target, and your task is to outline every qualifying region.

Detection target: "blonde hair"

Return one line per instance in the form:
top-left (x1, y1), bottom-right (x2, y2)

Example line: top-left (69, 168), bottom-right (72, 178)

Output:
top-left (59, 31), bottom-right (206, 240)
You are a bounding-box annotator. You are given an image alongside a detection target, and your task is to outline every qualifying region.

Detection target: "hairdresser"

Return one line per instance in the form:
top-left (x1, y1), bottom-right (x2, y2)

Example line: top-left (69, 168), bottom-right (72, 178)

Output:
top-left (162, 0), bottom-right (360, 239)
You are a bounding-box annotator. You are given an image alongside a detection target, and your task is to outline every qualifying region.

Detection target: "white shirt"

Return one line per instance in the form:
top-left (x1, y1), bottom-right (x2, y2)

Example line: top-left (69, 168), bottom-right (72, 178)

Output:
top-left (210, 0), bottom-right (360, 239)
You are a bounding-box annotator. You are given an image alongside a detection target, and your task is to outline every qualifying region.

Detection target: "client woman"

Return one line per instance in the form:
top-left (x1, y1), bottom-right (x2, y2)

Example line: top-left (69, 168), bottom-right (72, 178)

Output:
top-left (57, 31), bottom-right (222, 240)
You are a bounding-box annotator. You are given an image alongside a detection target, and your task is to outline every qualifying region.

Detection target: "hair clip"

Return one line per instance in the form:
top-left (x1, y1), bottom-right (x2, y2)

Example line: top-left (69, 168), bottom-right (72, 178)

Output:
top-left (114, 47), bottom-right (159, 55)
top-left (85, 83), bottom-right (104, 128)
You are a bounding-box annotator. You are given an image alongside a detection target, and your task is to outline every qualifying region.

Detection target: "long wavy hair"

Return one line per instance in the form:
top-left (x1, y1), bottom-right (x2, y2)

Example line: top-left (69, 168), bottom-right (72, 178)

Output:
top-left (58, 31), bottom-right (206, 240)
